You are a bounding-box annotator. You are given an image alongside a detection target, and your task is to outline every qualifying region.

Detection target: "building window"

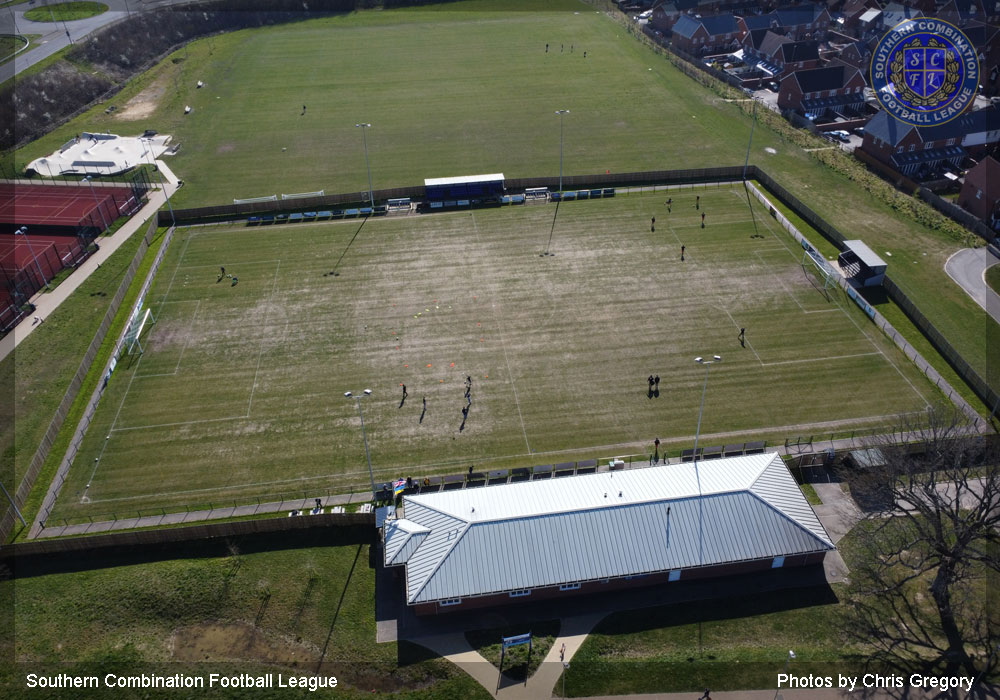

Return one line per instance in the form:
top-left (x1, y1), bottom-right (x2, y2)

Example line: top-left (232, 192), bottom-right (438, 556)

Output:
top-left (625, 573), bottom-right (648, 580)
top-left (599, 578), bottom-right (610, 584)
top-left (772, 556), bottom-right (786, 568)
top-left (439, 598), bottom-right (462, 607)
top-left (977, 189), bottom-right (983, 200)
top-left (909, 144), bottom-right (916, 152)
top-left (509, 589), bottom-right (531, 598)
top-left (559, 582), bottom-right (581, 591)
top-left (668, 570), bottom-right (682, 582)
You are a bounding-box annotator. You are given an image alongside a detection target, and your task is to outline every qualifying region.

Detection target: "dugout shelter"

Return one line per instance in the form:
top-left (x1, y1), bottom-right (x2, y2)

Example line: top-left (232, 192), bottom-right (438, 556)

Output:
top-left (424, 173), bottom-right (505, 201)
top-left (838, 240), bottom-right (887, 287)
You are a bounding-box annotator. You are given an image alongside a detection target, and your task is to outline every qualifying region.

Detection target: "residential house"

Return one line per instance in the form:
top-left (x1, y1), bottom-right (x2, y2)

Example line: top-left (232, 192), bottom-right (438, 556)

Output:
top-left (747, 31), bottom-right (821, 77)
top-left (937, 0), bottom-right (988, 27)
top-left (964, 21), bottom-right (1000, 96)
top-left (859, 107), bottom-right (1000, 177)
top-left (878, 2), bottom-right (927, 30)
top-left (774, 3), bottom-right (833, 39)
top-left (672, 13), bottom-right (742, 54)
top-left (957, 156), bottom-right (1000, 228)
top-left (777, 64), bottom-right (867, 115)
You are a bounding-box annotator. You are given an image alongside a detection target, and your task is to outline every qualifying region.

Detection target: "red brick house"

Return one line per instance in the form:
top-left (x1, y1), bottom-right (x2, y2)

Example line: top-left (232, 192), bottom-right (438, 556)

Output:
top-left (859, 107), bottom-right (1000, 177)
top-left (957, 156), bottom-right (1000, 229)
top-left (964, 21), bottom-right (1000, 96)
top-left (672, 13), bottom-right (742, 54)
top-left (777, 64), bottom-right (867, 115)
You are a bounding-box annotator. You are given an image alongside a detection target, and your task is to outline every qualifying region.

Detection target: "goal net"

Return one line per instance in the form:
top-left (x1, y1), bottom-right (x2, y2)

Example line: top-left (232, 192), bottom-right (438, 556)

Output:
top-left (801, 248), bottom-right (839, 301)
top-left (234, 194), bottom-right (278, 205)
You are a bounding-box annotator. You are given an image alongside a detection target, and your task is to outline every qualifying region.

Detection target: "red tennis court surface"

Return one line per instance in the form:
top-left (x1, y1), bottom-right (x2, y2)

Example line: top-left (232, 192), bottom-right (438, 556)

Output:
top-left (0, 183), bottom-right (137, 229)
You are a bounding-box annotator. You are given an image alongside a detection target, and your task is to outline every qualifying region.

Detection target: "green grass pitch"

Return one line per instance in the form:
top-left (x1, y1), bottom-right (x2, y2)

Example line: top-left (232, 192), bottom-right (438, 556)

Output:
top-left (50, 188), bottom-right (939, 521)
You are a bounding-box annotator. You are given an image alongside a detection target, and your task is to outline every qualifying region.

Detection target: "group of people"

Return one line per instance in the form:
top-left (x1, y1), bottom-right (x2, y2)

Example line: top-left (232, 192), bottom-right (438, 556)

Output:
top-left (545, 43), bottom-right (587, 57)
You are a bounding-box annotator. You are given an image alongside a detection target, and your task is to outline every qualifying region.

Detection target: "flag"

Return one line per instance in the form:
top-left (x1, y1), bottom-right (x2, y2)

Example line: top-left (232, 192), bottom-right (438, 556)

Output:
top-left (393, 478), bottom-right (406, 497)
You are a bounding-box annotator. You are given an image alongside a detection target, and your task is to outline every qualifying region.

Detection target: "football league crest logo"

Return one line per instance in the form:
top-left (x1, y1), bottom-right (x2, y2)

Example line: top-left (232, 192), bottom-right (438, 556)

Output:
top-left (871, 19), bottom-right (979, 126)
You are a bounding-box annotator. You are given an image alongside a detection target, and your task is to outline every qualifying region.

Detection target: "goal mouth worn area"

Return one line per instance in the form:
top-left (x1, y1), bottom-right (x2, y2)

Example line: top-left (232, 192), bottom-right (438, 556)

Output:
top-left (49, 187), bottom-right (937, 523)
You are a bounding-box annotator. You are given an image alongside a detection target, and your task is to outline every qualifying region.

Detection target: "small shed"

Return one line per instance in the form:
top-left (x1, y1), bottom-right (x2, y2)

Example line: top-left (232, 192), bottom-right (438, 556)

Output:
top-left (839, 240), bottom-right (887, 287)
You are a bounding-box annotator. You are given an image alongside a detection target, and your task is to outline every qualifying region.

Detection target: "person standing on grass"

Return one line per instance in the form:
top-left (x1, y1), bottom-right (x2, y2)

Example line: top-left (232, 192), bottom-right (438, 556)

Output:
top-left (739, 328), bottom-right (746, 347)
top-left (681, 245), bottom-right (686, 261)
top-left (402, 384), bottom-right (408, 399)
top-left (701, 212), bottom-right (706, 228)
top-left (654, 375), bottom-right (660, 389)
top-left (696, 195), bottom-right (700, 209)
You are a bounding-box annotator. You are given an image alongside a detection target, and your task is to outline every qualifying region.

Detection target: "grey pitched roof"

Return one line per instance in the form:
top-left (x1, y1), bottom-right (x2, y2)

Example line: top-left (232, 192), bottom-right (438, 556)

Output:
top-left (673, 14), bottom-right (703, 39)
top-left (744, 28), bottom-right (778, 50)
top-left (918, 107), bottom-right (1000, 143)
top-left (881, 2), bottom-right (926, 25)
top-left (388, 454), bottom-right (834, 605)
top-left (775, 3), bottom-right (826, 26)
top-left (701, 13), bottom-right (740, 36)
top-left (759, 30), bottom-right (792, 57)
top-left (740, 12), bottom-right (782, 30)
top-left (779, 39), bottom-right (820, 62)
top-left (864, 110), bottom-right (916, 146)
top-left (792, 65), bottom-right (859, 92)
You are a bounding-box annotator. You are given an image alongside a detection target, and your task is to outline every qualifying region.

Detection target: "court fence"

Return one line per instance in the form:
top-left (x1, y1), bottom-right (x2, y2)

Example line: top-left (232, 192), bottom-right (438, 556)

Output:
top-left (0, 218), bottom-right (165, 545)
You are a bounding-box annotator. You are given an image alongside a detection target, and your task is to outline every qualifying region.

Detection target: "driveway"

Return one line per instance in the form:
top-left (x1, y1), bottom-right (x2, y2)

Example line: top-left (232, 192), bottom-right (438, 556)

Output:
top-left (944, 247), bottom-right (1000, 324)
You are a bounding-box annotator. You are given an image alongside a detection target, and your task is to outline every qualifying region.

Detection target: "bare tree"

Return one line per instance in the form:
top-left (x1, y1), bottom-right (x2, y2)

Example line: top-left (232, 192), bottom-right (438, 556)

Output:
top-left (840, 404), bottom-right (1000, 689)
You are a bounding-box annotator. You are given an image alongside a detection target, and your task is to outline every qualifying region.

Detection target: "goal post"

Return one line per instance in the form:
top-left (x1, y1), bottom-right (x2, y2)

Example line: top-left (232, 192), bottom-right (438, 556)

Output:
top-left (801, 248), bottom-right (839, 301)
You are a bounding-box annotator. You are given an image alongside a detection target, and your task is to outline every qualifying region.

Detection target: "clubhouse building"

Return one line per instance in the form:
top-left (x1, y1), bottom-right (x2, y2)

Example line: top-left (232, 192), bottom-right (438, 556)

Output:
top-left (382, 453), bottom-right (834, 614)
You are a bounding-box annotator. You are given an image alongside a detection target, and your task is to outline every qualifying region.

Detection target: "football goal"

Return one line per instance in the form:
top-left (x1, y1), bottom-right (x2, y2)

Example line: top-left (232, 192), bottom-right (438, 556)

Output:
top-left (801, 247), bottom-right (840, 301)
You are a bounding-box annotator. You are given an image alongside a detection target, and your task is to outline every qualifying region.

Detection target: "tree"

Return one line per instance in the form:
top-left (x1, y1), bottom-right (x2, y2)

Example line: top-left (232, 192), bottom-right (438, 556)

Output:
top-left (839, 404), bottom-right (1000, 691)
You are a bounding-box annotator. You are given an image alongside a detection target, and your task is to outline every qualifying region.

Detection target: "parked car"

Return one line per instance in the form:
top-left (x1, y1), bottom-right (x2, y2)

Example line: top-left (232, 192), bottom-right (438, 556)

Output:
top-left (829, 130), bottom-right (850, 142)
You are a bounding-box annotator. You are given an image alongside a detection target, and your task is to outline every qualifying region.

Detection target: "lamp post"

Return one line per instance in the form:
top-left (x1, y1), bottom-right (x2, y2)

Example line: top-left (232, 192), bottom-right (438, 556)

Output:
top-left (355, 123), bottom-right (374, 211)
top-left (773, 649), bottom-right (796, 700)
top-left (561, 662), bottom-right (569, 698)
top-left (345, 390), bottom-right (376, 502)
top-left (692, 355), bottom-right (721, 462)
top-left (83, 176), bottom-right (110, 233)
top-left (15, 227), bottom-right (50, 291)
top-left (555, 109), bottom-right (569, 193)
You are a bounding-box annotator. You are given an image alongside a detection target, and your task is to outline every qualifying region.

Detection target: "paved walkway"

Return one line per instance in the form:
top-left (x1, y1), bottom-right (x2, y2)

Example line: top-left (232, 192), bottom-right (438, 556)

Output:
top-left (0, 165), bottom-right (178, 362)
top-left (944, 247), bottom-right (1000, 325)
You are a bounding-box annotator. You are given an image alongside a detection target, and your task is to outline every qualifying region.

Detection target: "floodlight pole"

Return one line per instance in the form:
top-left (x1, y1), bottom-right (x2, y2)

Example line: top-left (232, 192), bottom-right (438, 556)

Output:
top-left (0, 479), bottom-right (26, 528)
top-left (356, 123), bottom-right (374, 211)
top-left (345, 390), bottom-right (376, 502)
top-left (15, 227), bottom-right (50, 291)
top-left (555, 110), bottom-right (569, 193)
top-left (692, 355), bottom-right (721, 463)
top-left (83, 176), bottom-right (110, 233)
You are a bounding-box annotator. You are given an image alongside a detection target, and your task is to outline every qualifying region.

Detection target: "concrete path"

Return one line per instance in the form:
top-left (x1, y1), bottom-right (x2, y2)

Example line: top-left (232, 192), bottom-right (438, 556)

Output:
top-left (0, 169), bottom-right (177, 362)
top-left (416, 612), bottom-right (605, 700)
top-left (944, 247), bottom-right (1000, 325)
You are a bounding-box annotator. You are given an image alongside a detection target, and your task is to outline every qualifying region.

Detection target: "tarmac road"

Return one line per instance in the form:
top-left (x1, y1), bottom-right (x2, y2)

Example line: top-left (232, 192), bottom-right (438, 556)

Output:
top-left (1, 0), bottom-right (190, 83)
top-left (944, 247), bottom-right (1000, 325)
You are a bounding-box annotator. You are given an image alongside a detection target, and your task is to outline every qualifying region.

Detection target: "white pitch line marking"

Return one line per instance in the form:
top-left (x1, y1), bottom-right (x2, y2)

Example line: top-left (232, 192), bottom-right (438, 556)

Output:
top-left (247, 261), bottom-right (282, 416)
top-left (470, 210), bottom-right (531, 452)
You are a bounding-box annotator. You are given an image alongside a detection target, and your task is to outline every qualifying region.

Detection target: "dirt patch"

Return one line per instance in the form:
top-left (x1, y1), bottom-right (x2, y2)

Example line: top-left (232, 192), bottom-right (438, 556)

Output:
top-left (116, 74), bottom-right (168, 121)
top-left (216, 143), bottom-right (236, 154)
top-left (170, 623), bottom-right (319, 666)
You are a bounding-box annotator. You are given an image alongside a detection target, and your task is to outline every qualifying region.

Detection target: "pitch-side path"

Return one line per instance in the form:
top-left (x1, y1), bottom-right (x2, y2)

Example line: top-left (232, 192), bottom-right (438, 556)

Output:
top-left (944, 247), bottom-right (1000, 325)
top-left (0, 162), bottom-right (179, 362)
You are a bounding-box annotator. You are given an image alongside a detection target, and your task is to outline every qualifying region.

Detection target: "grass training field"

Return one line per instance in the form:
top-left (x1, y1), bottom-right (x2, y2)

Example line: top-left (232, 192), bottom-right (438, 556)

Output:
top-left (50, 188), bottom-right (938, 522)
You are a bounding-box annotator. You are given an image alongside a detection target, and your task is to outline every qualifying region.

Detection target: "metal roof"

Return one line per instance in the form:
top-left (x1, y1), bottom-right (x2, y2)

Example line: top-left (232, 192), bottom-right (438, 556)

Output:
top-left (384, 518), bottom-right (430, 566)
top-left (388, 453), bottom-right (834, 605)
top-left (424, 173), bottom-right (504, 187)
top-left (843, 240), bottom-right (887, 270)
